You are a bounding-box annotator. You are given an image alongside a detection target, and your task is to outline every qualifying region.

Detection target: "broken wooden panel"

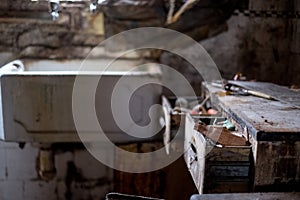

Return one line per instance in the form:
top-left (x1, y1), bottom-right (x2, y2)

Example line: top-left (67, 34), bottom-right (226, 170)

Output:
top-left (254, 140), bottom-right (300, 191)
top-left (114, 142), bottom-right (197, 199)
top-left (114, 142), bottom-right (166, 198)
top-left (194, 123), bottom-right (247, 146)
top-left (190, 192), bottom-right (300, 200)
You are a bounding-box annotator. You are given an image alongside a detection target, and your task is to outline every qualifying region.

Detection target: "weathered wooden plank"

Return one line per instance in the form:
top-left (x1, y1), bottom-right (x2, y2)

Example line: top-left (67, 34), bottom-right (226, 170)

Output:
top-left (114, 142), bottom-right (166, 198)
top-left (206, 147), bottom-right (251, 162)
top-left (204, 81), bottom-right (300, 141)
top-left (229, 81), bottom-right (300, 107)
top-left (190, 192), bottom-right (300, 200)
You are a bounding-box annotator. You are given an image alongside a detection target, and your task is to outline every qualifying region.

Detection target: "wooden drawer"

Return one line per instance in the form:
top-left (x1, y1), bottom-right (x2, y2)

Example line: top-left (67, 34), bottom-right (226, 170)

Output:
top-left (184, 114), bottom-right (252, 194)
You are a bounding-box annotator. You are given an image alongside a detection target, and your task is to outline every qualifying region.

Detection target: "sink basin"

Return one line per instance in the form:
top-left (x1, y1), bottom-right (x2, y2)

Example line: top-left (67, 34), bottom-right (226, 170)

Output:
top-left (0, 59), bottom-right (162, 143)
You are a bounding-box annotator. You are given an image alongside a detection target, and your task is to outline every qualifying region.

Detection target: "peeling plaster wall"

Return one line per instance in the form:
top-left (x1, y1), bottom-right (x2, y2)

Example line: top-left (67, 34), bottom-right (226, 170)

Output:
top-left (201, 0), bottom-right (300, 85)
top-left (0, 141), bottom-right (113, 200)
top-left (0, 1), bottom-right (113, 200)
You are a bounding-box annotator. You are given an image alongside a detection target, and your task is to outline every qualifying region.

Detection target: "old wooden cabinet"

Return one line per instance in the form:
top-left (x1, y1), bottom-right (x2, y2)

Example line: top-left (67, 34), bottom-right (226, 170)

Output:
top-left (184, 115), bottom-right (252, 194)
top-left (200, 81), bottom-right (300, 192)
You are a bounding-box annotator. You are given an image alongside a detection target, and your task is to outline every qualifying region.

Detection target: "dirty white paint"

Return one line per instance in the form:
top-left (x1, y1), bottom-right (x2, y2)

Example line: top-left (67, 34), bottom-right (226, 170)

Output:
top-left (0, 59), bottom-right (162, 143)
top-left (0, 141), bottom-right (113, 200)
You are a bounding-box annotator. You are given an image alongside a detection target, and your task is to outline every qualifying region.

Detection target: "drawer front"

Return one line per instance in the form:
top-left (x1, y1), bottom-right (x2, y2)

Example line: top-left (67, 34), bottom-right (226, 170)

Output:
top-left (184, 114), bottom-right (252, 194)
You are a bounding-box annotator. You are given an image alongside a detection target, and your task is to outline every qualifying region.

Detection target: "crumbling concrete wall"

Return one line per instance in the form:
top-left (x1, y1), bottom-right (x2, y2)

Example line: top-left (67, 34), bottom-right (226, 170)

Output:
top-left (201, 0), bottom-right (300, 85)
top-left (0, 1), bottom-right (113, 200)
top-left (160, 0), bottom-right (300, 97)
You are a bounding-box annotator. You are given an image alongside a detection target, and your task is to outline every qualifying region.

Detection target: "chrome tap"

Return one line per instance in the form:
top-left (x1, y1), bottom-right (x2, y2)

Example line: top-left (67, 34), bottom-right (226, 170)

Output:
top-left (90, 0), bottom-right (98, 13)
top-left (49, 0), bottom-right (60, 21)
top-left (89, 0), bottom-right (106, 13)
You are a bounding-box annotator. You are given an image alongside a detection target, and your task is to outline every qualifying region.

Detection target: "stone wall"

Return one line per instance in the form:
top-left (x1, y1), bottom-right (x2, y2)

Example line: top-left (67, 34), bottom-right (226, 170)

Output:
top-left (0, 1), bottom-right (113, 200)
top-left (0, 0), bottom-right (105, 62)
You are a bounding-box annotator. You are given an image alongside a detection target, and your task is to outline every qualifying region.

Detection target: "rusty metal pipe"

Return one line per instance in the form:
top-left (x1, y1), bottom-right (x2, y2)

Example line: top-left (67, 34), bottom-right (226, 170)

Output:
top-left (38, 146), bottom-right (56, 181)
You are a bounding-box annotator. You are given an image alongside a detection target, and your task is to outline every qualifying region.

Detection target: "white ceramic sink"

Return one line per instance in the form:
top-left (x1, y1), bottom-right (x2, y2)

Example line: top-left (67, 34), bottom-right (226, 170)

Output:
top-left (0, 59), bottom-right (162, 142)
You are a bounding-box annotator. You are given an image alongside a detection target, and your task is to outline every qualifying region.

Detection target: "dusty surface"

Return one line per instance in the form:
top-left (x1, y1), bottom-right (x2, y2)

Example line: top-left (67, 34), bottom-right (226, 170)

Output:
top-left (191, 192), bottom-right (300, 200)
top-left (204, 81), bottom-right (300, 190)
top-left (206, 81), bottom-right (300, 141)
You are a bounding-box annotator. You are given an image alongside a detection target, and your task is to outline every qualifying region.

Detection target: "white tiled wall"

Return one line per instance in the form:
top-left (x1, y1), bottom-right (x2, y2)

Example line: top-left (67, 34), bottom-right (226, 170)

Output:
top-left (0, 180), bottom-right (23, 200)
top-left (0, 141), bottom-right (113, 200)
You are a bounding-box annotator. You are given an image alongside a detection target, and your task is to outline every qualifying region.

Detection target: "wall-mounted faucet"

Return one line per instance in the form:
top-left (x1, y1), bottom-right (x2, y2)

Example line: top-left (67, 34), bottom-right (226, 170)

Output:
top-left (49, 0), bottom-right (60, 21)
top-left (90, 0), bottom-right (98, 13)
top-left (90, 0), bottom-right (106, 13)
top-left (32, 0), bottom-right (105, 17)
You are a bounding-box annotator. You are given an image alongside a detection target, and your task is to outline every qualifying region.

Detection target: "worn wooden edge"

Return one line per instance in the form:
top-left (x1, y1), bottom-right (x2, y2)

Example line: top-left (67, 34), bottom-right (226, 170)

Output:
top-left (190, 192), bottom-right (300, 200)
top-left (203, 82), bottom-right (300, 141)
